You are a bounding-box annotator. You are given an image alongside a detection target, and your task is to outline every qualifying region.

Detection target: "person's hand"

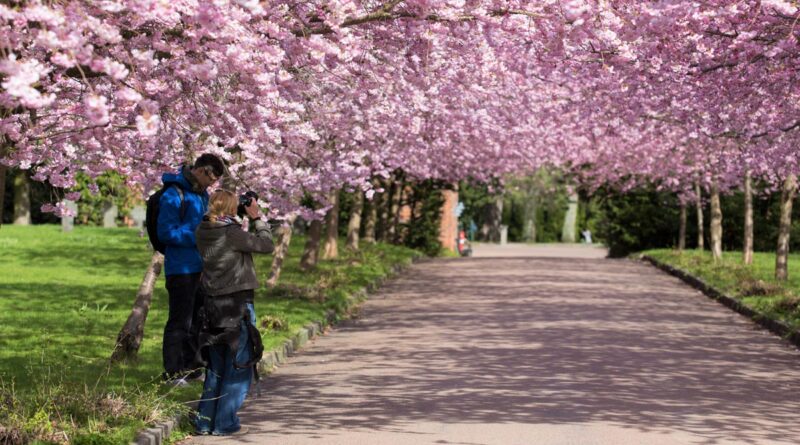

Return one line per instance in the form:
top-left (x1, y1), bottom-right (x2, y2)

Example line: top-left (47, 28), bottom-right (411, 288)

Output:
top-left (245, 199), bottom-right (261, 220)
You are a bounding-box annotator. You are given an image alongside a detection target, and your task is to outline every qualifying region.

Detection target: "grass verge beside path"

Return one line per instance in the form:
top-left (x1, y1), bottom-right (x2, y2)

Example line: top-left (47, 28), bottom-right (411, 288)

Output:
top-left (643, 249), bottom-right (800, 331)
top-left (0, 225), bottom-right (420, 445)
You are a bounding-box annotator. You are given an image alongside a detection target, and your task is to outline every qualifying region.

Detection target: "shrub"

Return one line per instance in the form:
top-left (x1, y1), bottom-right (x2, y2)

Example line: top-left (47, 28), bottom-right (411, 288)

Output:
top-left (596, 186), bottom-right (682, 257)
top-left (400, 180), bottom-right (445, 256)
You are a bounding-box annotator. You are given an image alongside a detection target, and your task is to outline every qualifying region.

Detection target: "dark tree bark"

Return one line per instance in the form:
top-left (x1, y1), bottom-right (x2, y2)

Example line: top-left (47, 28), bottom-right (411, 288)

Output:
top-left (386, 179), bottom-right (401, 242)
top-left (482, 196), bottom-right (503, 242)
top-left (111, 252), bottom-right (164, 362)
top-left (678, 201), bottom-right (686, 252)
top-left (0, 164), bottom-right (6, 226)
top-left (321, 190), bottom-right (340, 259)
top-left (377, 179), bottom-right (390, 242)
top-left (300, 218), bottom-right (323, 271)
top-left (392, 180), bottom-right (408, 243)
top-left (266, 215), bottom-right (297, 287)
top-left (0, 144), bottom-right (8, 225)
top-left (346, 191), bottom-right (363, 251)
top-left (776, 175), bottom-right (797, 281)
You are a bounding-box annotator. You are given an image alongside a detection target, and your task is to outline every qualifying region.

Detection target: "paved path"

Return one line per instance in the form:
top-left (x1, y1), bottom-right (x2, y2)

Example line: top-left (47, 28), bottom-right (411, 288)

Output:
top-left (193, 244), bottom-right (800, 445)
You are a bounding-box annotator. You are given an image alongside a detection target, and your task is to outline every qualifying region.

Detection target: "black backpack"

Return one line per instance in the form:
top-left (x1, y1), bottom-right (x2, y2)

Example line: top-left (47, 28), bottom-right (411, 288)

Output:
top-left (145, 183), bottom-right (186, 254)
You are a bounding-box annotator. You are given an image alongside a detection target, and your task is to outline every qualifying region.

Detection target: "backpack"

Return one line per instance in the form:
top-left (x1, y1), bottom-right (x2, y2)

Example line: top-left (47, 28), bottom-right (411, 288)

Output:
top-left (145, 183), bottom-right (186, 254)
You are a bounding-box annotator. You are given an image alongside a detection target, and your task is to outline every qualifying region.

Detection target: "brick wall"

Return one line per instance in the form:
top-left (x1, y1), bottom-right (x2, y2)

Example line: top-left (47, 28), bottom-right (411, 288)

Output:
top-left (439, 189), bottom-right (458, 252)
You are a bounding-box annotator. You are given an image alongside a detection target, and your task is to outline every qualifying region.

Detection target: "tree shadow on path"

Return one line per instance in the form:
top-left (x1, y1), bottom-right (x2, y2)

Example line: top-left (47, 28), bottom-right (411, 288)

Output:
top-left (235, 257), bottom-right (800, 445)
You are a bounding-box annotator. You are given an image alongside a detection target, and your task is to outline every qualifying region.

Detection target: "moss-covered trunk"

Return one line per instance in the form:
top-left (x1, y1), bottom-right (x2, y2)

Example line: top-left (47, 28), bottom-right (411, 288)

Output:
top-left (111, 252), bottom-right (164, 362)
top-left (775, 174), bottom-right (797, 281)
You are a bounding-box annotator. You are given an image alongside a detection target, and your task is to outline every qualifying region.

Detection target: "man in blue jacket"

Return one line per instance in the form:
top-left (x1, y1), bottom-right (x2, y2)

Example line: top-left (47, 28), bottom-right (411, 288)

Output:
top-left (158, 153), bottom-right (226, 382)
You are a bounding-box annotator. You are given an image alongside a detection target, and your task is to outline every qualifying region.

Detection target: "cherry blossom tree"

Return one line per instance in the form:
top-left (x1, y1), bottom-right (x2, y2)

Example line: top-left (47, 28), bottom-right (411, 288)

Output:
top-left (7, 1), bottom-right (800, 357)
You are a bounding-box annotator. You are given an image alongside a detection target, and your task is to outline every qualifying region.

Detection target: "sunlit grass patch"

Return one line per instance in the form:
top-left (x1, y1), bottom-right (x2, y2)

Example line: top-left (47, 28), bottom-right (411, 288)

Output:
top-left (0, 225), bottom-right (419, 443)
top-left (644, 249), bottom-right (800, 330)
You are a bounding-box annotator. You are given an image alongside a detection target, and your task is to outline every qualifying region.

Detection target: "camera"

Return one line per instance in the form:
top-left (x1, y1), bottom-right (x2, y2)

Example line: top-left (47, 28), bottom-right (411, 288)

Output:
top-left (237, 191), bottom-right (259, 217)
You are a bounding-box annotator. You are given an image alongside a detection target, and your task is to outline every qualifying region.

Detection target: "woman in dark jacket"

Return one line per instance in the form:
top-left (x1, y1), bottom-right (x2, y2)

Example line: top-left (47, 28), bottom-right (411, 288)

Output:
top-left (194, 190), bottom-right (274, 436)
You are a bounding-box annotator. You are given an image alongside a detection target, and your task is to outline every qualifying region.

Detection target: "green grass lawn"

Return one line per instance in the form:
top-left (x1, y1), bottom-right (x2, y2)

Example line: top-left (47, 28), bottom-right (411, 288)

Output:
top-left (0, 225), bottom-right (419, 444)
top-left (643, 249), bottom-right (800, 330)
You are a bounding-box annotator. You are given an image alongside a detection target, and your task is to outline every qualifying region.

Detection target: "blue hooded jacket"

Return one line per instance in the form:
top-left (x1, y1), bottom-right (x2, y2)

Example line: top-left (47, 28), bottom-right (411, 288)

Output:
top-left (157, 167), bottom-right (209, 276)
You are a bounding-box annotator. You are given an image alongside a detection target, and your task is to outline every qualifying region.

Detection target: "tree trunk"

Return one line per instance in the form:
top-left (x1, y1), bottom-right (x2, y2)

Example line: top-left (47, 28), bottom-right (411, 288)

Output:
top-left (678, 201), bottom-right (686, 252)
top-left (363, 191), bottom-right (377, 244)
top-left (266, 215), bottom-right (297, 287)
top-left (709, 181), bottom-right (723, 262)
top-left (377, 179), bottom-right (390, 242)
top-left (695, 182), bottom-right (704, 251)
top-left (775, 175), bottom-right (797, 281)
top-left (743, 171), bottom-right (754, 265)
top-left (111, 252), bottom-right (164, 362)
top-left (300, 218), bottom-right (323, 271)
top-left (13, 170), bottom-right (31, 225)
top-left (393, 181), bottom-right (409, 243)
top-left (482, 197), bottom-right (503, 242)
top-left (561, 192), bottom-right (579, 243)
top-left (346, 191), bottom-right (363, 251)
top-left (321, 190), bottom-right (340, 259)
top-left (386, 179), bottom-right (401, 243)
top-left (0, 164), bottom-right (6, 226)
top-left (521, 197), bottom-right (537, 242)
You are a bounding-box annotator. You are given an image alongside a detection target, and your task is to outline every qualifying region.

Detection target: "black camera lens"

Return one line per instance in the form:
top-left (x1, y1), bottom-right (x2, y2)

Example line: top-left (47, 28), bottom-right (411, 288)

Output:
top-left (237, 191), bottom-right (259, 217)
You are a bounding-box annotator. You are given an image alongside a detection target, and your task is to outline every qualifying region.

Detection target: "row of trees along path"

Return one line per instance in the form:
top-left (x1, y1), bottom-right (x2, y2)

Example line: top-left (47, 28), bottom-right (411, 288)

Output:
top-left (4, 2), bottom-right (800, 357)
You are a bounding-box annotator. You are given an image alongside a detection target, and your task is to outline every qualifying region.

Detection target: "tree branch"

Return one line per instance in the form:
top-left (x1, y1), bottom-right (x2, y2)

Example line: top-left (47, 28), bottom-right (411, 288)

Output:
top-left (292, 8), bottom-right (546, 36)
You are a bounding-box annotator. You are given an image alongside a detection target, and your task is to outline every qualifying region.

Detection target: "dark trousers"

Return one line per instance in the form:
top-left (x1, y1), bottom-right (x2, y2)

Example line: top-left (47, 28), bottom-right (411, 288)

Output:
top-left (163, 273), bottom-right (203, 376)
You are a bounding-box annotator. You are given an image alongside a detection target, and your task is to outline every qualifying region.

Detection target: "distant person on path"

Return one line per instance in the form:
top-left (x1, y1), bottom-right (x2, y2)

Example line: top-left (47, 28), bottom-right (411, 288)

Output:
top-left (194, 190), bottom-right (274, 436)
top-left (158, 153), bottom-right (226, 383)
top-left (581, 229), bottom-right (593, 244)
top-left (468, 219), bottom-right (478, 241)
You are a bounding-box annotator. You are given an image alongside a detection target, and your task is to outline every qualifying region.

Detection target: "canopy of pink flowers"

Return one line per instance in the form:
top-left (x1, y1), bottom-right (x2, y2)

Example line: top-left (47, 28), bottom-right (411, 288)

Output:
top-left (2, 1), bottom-right (799, 216)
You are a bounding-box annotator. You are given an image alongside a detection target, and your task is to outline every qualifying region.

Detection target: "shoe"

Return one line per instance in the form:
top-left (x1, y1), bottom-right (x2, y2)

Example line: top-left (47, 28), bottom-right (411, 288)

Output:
top-left (192, 430), bottom-right (211, 436)
top-left (167, 377), bottom-right (189, 387)
top-left (213, 426), bottom-right (249, 436)
top-left (185, 368), bottom-right (205, 381)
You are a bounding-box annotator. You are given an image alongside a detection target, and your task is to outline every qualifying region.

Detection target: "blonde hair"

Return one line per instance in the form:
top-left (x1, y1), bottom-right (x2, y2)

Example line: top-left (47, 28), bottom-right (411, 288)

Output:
top-left (207, 190), bottom-right (238, 222)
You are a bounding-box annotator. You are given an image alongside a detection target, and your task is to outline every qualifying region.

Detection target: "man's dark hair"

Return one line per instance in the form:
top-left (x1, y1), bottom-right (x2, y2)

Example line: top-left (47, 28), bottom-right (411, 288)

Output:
top-left (194, 153), bottom-right (226, 177)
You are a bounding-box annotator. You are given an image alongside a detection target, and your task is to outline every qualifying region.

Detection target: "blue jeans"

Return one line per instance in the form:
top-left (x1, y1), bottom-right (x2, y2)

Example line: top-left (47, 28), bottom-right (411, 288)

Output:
top-left (196, 304), bottom-right (255, 435)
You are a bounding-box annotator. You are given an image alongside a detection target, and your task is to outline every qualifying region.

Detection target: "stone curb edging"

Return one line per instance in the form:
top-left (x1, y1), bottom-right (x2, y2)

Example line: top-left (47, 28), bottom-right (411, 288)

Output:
top-left (131, 254), bottom-right (422, 445)
top-left (131, 419), bottom-right (179, 445)
top-left (641, 254), bottom-right (800, 350)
